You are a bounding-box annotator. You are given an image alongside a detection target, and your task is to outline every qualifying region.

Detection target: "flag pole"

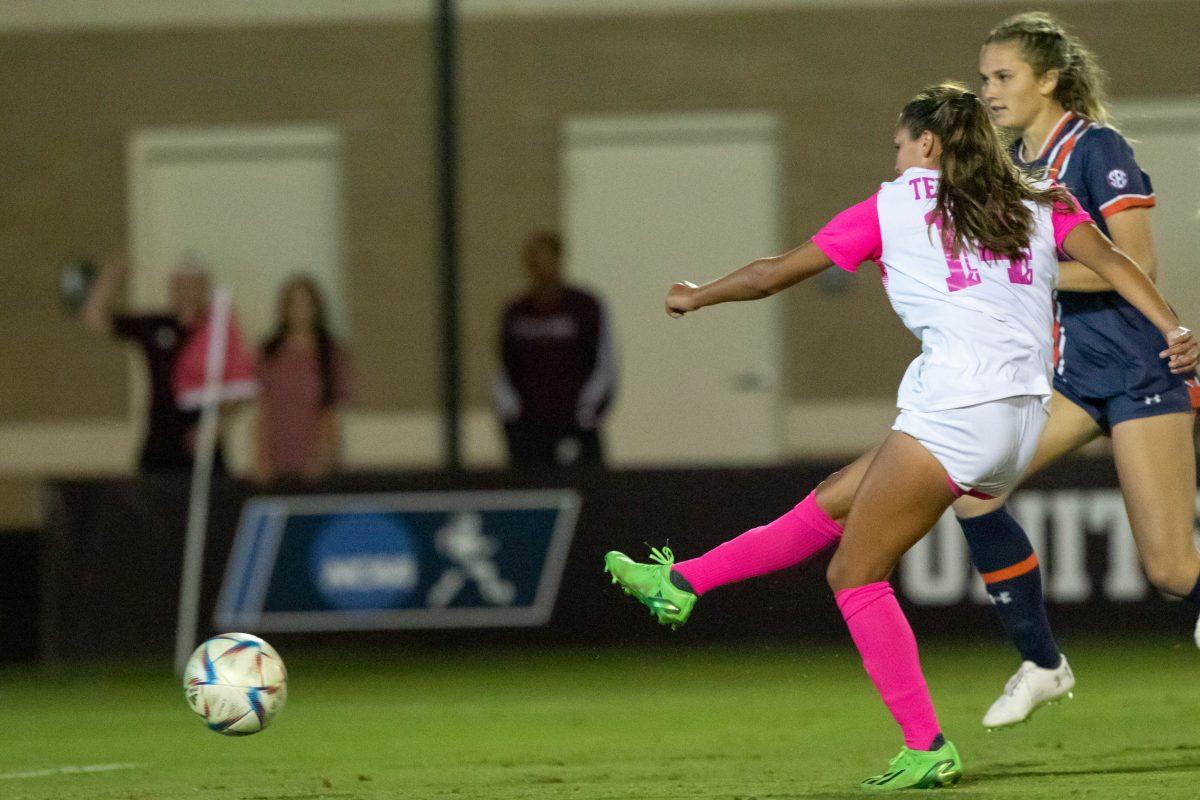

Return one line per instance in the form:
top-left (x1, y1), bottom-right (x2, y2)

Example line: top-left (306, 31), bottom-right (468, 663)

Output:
top-left (173, 286), bottom-right (232, 673)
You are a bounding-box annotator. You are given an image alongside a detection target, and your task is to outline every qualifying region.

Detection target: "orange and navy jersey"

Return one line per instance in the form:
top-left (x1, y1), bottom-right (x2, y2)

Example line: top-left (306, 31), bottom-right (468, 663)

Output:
top-left (1015, 113), bottom-right (1188, 408)
top-left (1010, 111), bottom-right (1155, 242)
top-left (1187, 375), bottom-right (1200, 410)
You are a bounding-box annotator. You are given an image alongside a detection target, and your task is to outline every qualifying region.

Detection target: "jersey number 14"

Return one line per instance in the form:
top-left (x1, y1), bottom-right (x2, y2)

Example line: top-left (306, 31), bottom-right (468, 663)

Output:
top-left (926, 211), bottom-right (1033, 292)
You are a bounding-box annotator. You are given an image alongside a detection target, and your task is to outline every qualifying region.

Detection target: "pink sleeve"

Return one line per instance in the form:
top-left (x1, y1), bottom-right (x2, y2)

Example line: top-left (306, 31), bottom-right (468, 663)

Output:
top-left (1051, 189), bottom-right (1094, 249)
top-left (812, 193), bottom-right (882, 273)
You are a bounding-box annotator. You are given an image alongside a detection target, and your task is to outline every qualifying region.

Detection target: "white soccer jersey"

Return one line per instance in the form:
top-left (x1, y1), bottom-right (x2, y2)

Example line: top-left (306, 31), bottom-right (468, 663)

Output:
top-left (813, 167), bottom-right (1092, 413)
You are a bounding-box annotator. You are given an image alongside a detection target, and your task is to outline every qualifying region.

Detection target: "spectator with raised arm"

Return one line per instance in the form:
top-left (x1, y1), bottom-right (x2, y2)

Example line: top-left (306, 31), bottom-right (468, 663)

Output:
top-left (81, 254), bottom-right (223, 474)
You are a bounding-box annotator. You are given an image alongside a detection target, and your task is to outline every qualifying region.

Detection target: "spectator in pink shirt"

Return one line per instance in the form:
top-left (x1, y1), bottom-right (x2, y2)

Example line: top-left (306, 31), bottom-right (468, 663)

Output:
top-left (255, 275), bottom-right (353, 482)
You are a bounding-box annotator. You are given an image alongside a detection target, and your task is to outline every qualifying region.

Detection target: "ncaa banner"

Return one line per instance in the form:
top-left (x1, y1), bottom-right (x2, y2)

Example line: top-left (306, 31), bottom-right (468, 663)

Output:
top-left (214, 490), bottom-right (580, 632)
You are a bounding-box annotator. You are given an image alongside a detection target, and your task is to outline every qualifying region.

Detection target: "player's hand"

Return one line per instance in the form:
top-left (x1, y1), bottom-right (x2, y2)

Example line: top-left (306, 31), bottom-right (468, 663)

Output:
top-left (666, 281), bottom-right (699, 318)
top-left (1159, 326), bottom-right (1199, 374)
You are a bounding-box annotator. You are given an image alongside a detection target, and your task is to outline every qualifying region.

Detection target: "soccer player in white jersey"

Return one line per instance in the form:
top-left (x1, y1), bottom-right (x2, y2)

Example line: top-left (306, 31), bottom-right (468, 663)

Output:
top-left (603, 83), bottom-right (1198, 791)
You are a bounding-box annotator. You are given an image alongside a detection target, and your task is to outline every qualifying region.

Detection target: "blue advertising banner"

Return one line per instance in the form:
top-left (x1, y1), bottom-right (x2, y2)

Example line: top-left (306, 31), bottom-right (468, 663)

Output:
top-left (214, 490), bottom-right (580, 632)
top-left (41, 464), bottom-right (1200, 661)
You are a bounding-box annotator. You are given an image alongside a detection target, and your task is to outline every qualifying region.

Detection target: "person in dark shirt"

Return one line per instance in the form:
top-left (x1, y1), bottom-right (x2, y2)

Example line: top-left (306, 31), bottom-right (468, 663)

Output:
top-left (493, 232), bottom-right (615, 467)
top-left (82, 256), bottom-right (223, 474)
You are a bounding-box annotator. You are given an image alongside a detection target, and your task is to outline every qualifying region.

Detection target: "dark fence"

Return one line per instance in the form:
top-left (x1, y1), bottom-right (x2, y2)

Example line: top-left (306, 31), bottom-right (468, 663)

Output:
top-left (36, 458), bottom-right (1199, 662)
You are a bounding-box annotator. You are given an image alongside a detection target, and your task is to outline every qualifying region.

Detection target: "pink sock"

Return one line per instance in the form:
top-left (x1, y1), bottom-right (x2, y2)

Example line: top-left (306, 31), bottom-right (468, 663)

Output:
top-left (835, 582), bottom-right (941, 751)
top-left (673, 491), bottom-right (842, 595)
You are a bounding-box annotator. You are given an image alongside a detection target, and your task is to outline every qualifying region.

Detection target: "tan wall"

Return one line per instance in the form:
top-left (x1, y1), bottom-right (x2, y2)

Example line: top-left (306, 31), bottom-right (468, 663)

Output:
top-left (2, 2), bottom-right (1197, 423)
top-left (0, 24), bottom-right (438, 419)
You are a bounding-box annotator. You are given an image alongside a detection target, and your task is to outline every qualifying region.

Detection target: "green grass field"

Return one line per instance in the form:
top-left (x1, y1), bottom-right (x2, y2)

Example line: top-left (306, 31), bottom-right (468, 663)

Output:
top-left (0, 637), bottom-right (1196, 799)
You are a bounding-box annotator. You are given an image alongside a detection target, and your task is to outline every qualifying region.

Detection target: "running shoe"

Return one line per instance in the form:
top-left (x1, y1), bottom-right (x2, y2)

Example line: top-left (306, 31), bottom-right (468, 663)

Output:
top-left (981, 656), bottom-right (1074, 729)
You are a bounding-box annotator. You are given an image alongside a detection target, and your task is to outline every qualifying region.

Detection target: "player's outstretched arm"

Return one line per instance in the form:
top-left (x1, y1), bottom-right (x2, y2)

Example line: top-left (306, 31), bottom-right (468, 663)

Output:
top-left (1063, 223), bottom-right (1198, 374)
top-left (665, 240), bottom-right (834, 318)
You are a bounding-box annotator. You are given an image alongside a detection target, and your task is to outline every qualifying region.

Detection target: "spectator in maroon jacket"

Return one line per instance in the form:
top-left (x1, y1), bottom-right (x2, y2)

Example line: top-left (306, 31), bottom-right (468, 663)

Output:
top-left (493, 232), bottom-right (615, 467)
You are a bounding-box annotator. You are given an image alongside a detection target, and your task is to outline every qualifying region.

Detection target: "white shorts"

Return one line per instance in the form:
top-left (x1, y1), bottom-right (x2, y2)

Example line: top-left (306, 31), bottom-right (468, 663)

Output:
top-left (891, 395), bottom-right (1049, 499)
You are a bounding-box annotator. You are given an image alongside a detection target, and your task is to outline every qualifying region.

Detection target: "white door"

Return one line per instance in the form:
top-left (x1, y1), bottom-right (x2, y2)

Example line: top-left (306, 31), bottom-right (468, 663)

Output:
top-left (562, 114), bottom-right (784, 466)
top-left (1114, 102), bottom-right (1200, 323)
top-left (126, 125), bottom-right (346, 473)
top-left (127, 125), bottom-right (346, 341)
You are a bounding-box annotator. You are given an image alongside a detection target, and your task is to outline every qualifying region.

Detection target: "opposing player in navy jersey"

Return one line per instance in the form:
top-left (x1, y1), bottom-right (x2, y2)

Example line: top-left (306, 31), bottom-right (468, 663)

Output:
top-left (958, 11), bottom-right (1200, 728)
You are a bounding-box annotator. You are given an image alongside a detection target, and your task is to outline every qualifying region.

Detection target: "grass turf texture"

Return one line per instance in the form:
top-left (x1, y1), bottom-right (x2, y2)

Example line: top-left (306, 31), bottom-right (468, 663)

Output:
top-left (0, 637), bottom-right (1196, 799)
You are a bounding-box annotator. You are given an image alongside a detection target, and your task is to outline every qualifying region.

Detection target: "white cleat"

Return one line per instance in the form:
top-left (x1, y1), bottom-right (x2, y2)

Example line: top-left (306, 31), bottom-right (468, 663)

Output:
top-left (1193, 613), bottom-right (1200, 650)
top-left (982, 656), bottom-right (1074, 730)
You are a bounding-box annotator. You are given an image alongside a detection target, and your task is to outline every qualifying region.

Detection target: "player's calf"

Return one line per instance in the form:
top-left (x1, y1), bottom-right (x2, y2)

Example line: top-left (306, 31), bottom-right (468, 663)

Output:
top-left (1140, 554), bottom-right (1200, 601)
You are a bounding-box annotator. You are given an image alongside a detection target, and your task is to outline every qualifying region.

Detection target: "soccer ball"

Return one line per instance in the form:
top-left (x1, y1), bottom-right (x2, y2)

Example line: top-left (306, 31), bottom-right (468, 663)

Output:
top-left (183, 633), bottom-right (288, 735)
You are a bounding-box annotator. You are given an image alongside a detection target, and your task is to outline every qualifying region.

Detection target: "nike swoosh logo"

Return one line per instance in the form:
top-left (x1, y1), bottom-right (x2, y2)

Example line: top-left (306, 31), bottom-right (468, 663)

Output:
top-left (647, 596), bottom-right (681, 614)
top-left (920, 760), bottom-right (960, 787)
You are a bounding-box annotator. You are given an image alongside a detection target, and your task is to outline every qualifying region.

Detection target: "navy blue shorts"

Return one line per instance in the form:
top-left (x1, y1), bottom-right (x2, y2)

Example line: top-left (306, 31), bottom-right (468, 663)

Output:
top-left (1053, 293), bottom-right (1192, 434)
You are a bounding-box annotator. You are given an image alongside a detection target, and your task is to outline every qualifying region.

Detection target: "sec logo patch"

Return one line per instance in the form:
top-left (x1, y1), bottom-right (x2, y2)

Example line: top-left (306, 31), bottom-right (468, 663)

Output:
top-left (1107, 168), bottom-right (1128, 190)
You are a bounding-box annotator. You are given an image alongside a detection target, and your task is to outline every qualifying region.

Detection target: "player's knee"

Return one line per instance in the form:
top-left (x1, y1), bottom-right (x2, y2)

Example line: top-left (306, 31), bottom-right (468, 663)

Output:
top-left (953, 493), bottom-right (1005, 519)
top-left (826, 552), bottom-right (878, 592)
top-left (826, 557), bottom-right (851, 592)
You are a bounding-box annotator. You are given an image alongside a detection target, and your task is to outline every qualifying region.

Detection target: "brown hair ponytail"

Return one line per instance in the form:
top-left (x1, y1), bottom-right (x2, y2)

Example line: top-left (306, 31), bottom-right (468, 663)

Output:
top-left (986, 11), bottom-right (1110, 125)
top-left (900, 83), bottom-right (1074, 261)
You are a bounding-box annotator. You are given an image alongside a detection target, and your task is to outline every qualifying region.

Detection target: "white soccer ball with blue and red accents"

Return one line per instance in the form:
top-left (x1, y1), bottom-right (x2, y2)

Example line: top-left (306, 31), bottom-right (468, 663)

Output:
top-left (183, 632), bottom-right (288, 735)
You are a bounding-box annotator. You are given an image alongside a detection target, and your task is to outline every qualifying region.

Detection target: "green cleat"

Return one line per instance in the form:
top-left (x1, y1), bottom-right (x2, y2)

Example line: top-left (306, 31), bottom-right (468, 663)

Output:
top-left (859, 740), bottom-right (962, 791)
top-left (602, 547), bottom-right (697, 629)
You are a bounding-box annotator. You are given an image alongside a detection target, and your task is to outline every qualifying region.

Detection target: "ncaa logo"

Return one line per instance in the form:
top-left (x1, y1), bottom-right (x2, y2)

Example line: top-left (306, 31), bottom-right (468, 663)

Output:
top-left (310, 514), bottom-right (420, 610)
top-left (1107, 169), bottom-right (1128, 190)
